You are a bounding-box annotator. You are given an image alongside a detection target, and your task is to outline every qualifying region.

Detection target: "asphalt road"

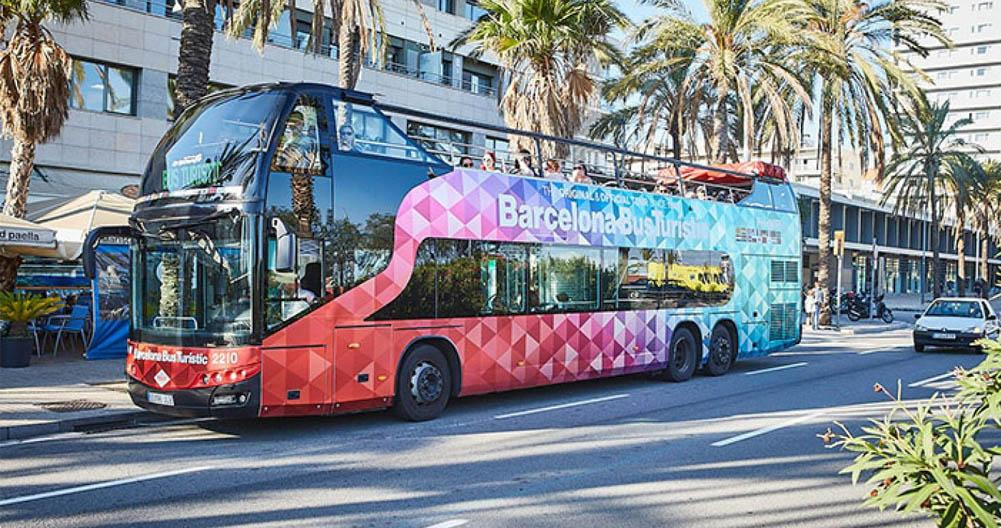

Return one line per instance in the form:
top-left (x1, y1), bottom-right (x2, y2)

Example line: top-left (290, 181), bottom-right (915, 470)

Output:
top-left (0, 327), bottom-right (987, 528)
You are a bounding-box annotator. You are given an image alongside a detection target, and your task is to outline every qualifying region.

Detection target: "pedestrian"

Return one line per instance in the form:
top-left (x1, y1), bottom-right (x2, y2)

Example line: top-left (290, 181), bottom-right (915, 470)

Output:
top-left (805, 287), bottom-right (818, 330)
top-left (813, 281), bottom-right (826, 327)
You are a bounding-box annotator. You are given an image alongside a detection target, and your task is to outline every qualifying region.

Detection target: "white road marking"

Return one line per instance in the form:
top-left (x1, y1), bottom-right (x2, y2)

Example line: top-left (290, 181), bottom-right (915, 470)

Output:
top-left (424, 520), bottom-right (469, 528)
top-left (908, 371), bottom-right (956, 388)
top-left (711, 412), bottom-right (825, 447)
top-left (493, 394), bottom-right (630, 420)
top-left (744, 362), bottom-right (808, 376)
top-left (0, 466), bottom-right (214, 506)
top-left (0, 432), bottom-right (84, 449)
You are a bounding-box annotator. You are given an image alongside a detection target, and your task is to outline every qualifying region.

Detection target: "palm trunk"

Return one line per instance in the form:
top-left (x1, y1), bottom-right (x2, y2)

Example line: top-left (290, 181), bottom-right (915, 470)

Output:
top-left (817, 101), bottom-right (833, 324)
top-left (712, 93), bottom-right (729, 164)
top-left (981, 222), bottom-right (990, 282)
top-left (955, 206), bottom-right (966, 296)
top-left (670, 114), bottom-right (682, 160)
top-left (742, 100), bottom-right (753, 162)
top-left (175, 0), bottom-right (215, 116)
top-left (928, 164), bottom-right (942, 298)
top-left (337, 25), bottom-right (361, 90)
top-left (0, 138), bottom-right (36, 291)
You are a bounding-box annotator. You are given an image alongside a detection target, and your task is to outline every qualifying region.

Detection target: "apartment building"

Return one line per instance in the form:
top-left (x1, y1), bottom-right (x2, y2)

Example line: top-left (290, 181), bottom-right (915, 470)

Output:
top-left (900, 0), bottom-right (1001, 158)
top-left (0, 0), bottom-right (507, 201)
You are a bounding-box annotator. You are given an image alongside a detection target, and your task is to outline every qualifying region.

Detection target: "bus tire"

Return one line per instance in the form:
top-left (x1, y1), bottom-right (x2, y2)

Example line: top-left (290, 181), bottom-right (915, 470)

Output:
top-left (394, 345), bottom-right (452, 422)
top-left (663, 327), bottom-right (698, 382)
top-left (704, 324), bottom-right (735, 376)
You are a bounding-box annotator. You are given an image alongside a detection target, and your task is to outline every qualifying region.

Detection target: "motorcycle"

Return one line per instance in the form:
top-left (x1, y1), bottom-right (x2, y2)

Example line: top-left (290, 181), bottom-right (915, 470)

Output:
top-left (846, 292), bottom-right (894, 323)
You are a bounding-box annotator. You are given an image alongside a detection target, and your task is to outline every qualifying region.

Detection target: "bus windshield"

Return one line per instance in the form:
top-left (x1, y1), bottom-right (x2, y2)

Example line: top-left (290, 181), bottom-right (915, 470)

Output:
top-left (143, 90), bottom-right (287, 196)
top-left (133, 213), bottom-right (256, 347)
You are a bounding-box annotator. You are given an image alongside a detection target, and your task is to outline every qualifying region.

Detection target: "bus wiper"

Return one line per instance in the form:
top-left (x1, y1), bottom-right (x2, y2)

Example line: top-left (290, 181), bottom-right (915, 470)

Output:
top-left (157, 208), bottom-right (239, 234)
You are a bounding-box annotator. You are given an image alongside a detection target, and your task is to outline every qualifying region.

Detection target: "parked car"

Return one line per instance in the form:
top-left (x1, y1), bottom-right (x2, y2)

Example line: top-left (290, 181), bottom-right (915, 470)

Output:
top-left (913, 297), bottom-right (1000, 353)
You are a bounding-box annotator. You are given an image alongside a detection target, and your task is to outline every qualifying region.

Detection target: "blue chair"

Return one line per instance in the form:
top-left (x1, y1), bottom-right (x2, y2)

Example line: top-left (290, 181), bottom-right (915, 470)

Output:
top-left (42, 304), bottom-right (91, 355)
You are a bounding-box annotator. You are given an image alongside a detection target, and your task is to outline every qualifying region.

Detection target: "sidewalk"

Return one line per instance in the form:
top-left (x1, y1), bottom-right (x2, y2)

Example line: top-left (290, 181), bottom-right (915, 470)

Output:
top-left (0, 355), bottom-right (146, 441)
top-left (802, 317), bottom-right (912, 336)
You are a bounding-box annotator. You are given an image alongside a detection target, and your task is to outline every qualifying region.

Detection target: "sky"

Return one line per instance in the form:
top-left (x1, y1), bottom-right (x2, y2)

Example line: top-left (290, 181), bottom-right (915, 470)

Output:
top-left (615, 0), bottom-right (709, 24)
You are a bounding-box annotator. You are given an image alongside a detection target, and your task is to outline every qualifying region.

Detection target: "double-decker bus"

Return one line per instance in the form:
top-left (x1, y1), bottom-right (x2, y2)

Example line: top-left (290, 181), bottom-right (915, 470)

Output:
top-left (85, 82), bottom-right (802, 421)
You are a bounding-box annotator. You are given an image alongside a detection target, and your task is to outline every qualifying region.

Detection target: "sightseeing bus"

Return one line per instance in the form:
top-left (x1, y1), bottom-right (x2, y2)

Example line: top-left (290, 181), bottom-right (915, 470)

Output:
top-left (85, 82), bottom-right (802, 421)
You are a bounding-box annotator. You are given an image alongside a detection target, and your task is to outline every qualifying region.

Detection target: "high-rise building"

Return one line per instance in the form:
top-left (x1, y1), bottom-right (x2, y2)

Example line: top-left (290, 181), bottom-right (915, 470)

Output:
top-left (899, 0), bottom-right (1000, 159)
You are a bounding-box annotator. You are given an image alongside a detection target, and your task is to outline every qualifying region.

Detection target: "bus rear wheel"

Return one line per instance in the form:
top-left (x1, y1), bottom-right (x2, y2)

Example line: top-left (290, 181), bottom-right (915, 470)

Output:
top-left (704, 325), bottom-right (735, 376)
top-left (394, 345), bottom-right (452, 422)
top-left (663, 327), bottom-right (698, 382)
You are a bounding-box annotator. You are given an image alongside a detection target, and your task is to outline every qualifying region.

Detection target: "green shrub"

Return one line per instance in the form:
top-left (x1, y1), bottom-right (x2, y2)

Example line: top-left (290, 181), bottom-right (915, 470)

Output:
top-left (822, 338), bottom-right (1001, 528)
top-left (0, 292), bottom-right (64, 338)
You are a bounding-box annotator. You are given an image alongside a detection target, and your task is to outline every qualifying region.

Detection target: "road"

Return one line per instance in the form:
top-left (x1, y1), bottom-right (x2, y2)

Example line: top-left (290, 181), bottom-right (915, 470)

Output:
top-left (0, 328), bottom-right (986, 528)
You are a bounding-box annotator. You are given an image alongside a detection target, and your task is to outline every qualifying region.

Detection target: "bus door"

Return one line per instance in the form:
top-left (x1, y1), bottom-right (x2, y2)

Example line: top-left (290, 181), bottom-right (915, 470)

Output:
top-left (737, 254), bottom-right (770, 354)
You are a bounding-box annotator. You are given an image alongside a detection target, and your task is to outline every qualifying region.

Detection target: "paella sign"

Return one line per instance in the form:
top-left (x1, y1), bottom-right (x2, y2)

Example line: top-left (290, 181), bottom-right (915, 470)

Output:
top-left (0, 225), bottom-right (56, 248)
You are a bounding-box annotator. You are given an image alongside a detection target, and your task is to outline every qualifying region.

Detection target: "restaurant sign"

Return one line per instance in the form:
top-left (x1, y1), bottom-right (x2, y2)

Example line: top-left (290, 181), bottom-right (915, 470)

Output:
top-left (0, 226), bottom-right (56, 248)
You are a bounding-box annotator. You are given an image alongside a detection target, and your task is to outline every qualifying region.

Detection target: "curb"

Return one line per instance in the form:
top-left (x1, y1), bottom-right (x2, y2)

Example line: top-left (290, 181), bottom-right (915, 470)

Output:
top-left (0, 409), bottom-right (149, 442)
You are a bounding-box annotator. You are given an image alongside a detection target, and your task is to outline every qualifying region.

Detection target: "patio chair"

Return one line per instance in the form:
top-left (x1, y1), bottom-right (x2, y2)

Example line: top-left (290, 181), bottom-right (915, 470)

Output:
top-left (43, 304), bottom-right (91, 355)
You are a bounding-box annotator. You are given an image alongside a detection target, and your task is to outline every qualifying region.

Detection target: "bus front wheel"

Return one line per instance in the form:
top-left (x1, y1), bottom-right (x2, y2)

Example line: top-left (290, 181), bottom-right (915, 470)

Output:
top-left (663, 327), bottom-right (698, 382)
top-left (394, 345), bottom-right (452, 422)
top-left (704, 325), bottom-right (735, 376)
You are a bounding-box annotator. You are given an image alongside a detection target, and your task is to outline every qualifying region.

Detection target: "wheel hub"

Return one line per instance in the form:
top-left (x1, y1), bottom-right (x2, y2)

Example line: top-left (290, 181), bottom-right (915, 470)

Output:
top-left (410, 361), bottom-right (443, 405)
top-left (712, 335), bottom-right (732, 366)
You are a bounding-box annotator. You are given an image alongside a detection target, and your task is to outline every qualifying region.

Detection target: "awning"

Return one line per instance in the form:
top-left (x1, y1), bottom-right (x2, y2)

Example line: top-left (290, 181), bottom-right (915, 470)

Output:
top-left (657, 161), bottom-right (787, 186)
top-left (0, 214), bottom-right (57, 255)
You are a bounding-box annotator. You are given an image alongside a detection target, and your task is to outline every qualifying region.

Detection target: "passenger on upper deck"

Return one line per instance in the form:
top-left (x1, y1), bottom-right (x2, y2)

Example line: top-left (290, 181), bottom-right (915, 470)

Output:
top-left (458, 156), bottom-right (474, 168)
top-left (511, 149), bottom-right (535, 176)
top-left (571, 162), bottom-right (593, 184)
top-left (481, 151), bottom-right (498, 172)
top-left (543, 159), bottom-right (562, 180)
top-left (338, 123), bottom-right (356, 151)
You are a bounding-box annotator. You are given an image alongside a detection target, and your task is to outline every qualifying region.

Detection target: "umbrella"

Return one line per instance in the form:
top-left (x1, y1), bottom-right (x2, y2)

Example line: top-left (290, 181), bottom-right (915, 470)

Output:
top-left (26, 191), bottom-right (135, 260)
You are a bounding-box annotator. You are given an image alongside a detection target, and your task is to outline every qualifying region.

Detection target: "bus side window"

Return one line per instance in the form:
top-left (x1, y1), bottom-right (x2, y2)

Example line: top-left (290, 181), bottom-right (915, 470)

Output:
top-left (617, 248), bottom-right (662, 310)
top-left (481, 242), bottom-right (527, 315)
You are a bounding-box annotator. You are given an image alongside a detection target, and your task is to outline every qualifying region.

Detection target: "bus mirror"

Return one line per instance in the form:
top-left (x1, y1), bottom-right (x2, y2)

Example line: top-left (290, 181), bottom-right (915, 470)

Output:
top-left (272, 218), bottom-right (297, 273)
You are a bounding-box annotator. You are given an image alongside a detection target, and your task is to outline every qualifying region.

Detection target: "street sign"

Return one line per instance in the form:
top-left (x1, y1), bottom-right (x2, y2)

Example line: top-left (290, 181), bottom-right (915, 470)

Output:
top-left (833, 230), bottom-right (845, 257)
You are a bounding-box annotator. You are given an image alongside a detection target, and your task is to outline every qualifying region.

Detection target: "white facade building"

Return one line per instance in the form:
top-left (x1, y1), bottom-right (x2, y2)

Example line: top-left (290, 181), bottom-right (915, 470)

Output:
top-left (900, 0), bottom-right (1001, 158)
top-left (0, 0), bottom-right (506, 201)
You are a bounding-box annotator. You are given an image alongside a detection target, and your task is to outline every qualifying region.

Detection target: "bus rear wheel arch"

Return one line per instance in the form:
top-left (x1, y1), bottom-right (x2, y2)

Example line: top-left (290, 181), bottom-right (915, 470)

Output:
top-left (394, 342), bottom-right (456, 421)
top-left (704, 321), bottom-right (737, 376)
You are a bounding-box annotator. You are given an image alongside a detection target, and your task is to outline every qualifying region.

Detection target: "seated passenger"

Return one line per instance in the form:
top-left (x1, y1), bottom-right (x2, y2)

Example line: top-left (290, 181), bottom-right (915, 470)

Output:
top-left (458, 156), bottom-right (474, 168)
top-left (510, 149), bottom-right (535, 176)
top-left (571, 162), bottom-right (593, 184)
top-left (338, 123), bottom-right (356, 151)
top-left (481, 150), bottom-right (498, 171)
top-left (543, 159), bottom-right (563, 179)
top-left (696, 185), bottom-right (708, 200)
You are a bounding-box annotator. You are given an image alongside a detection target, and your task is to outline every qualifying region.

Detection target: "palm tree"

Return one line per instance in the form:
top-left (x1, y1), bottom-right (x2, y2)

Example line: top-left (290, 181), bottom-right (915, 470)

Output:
top-left (629, 0), bottom-right (810, 163)
top-left (800, 0), bottom-right (946, 320)
top-left (174, 0), bottom-right (226, 116)
top-left (589, 48), bottom-right (705, 159)
top-left (972, 160), bottom-right (1001, 290)
top-left (451, 0), bottom-right (628, 156)
top-left (881, 100), bottom-right (979, 299)
top-left (0, 0), bottom-right (88, 290)
top-left (228, 0), bottom-right (435, 91)
top-left (941, 157), bottom-right (983, 296)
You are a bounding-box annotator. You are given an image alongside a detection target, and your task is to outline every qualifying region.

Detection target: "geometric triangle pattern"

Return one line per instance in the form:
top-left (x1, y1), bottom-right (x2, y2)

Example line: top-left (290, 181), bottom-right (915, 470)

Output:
top-left (263, 169), bottom-right (803, 414)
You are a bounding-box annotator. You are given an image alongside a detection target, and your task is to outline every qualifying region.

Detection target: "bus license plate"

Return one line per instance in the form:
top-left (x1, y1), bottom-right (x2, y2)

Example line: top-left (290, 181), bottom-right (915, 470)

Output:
top-left (932, 332), bottom-right (955, 340)
top-left (148, 392), bottom-right (174, 406)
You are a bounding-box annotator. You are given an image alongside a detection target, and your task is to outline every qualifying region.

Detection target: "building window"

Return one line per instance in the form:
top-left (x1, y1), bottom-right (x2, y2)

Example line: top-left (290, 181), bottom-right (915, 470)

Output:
top-left (975, 89), bottom-right (991, 98)
top-left (435, 0), bottom-right (454, 13)
top-left (973, 67), bottom-right (988, 77)
top-left (974, 133), bottom-right (990, 143)
top-left (974, 45), bottom-right (989, 55)
top-left (465, 0), bottom-right (488, 20)
top-left (976, 1), bottom-right (994, 9)
top-left (69, 58), bottom-right (137, 115)
top-left (973, 23), bottom-right (993, 33)
top-left (974, 111), bottom-right (990, 121)
top-left (948, 5), bottom-right (959, 12)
